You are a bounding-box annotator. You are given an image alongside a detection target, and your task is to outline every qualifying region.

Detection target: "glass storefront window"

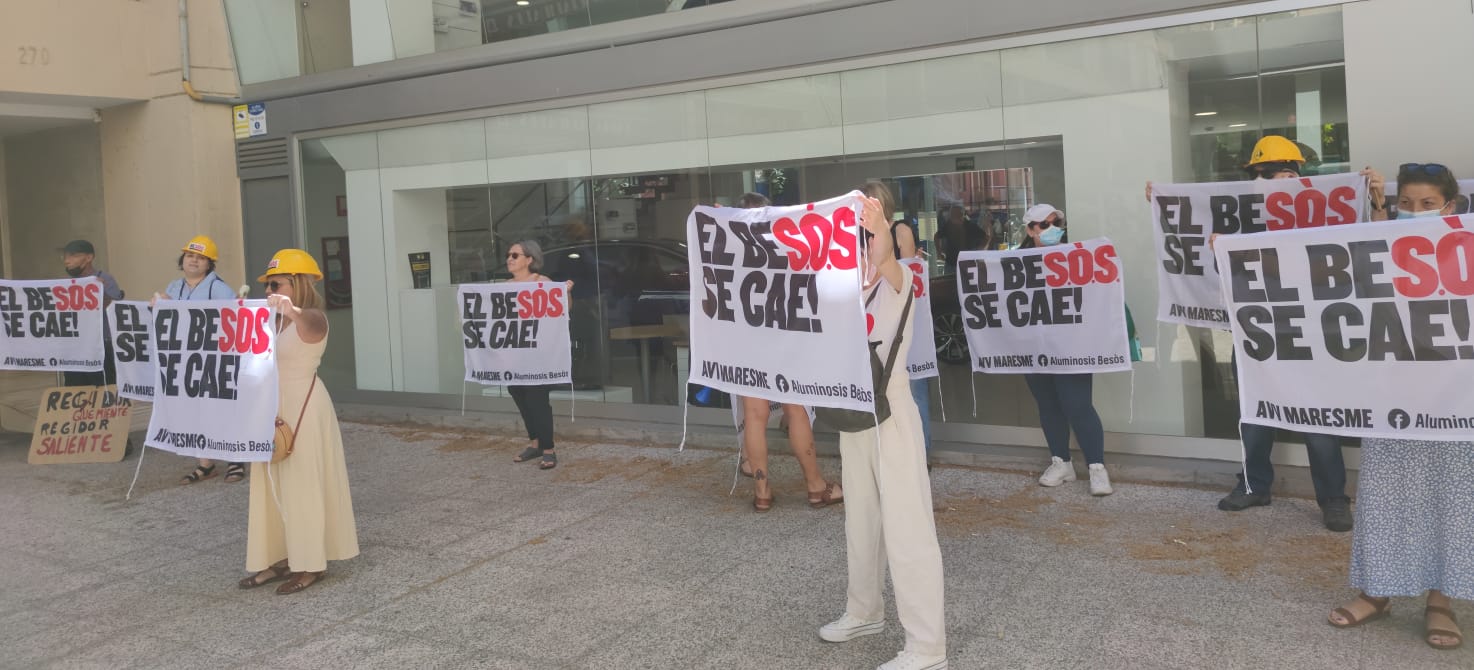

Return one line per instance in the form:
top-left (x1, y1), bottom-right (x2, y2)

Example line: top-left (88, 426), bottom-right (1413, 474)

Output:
top-left (296, 6), bottom-right (1350, 441)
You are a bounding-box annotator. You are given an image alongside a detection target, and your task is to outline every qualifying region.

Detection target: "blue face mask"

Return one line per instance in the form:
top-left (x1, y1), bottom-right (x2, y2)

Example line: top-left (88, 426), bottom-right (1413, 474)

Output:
top-left (1039, 226), bottom-right (1065, 246)
top-left (1397, 207), bottom-right (1445, 219)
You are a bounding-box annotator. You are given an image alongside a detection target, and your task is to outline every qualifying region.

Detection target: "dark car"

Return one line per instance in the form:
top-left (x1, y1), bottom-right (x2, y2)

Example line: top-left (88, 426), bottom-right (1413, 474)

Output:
top-left (928, 270), bottom-right (970, 366)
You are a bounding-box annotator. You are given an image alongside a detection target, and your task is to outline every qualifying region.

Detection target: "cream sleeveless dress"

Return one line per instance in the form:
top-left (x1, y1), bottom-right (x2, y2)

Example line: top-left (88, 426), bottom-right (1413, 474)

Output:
top-left (246, 322), bottom-right (359, 573)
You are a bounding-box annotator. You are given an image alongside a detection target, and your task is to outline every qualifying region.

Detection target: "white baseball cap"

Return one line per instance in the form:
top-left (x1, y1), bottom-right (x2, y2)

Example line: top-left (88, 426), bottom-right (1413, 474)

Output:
top-left (1024, 203), bottom-right (1062, 223)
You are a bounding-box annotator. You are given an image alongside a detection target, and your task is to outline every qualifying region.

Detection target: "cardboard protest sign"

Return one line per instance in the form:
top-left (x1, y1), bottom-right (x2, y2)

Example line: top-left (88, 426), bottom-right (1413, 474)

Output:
top-left (459, 282), bottom-right (573, 386)
top-left (107, 301), bottom-right (155, 401)
top-left (1214, 214), bottom-right (1474, 440)
top-left (956, 239), bottom-right (1131, 375)
top-left (143, 300), bottom-right (279, 461)
top-left (29, 386), bottom-right (131, 464)
top-left (0, 277), bottom-right (105, 372)
top-left (902, 259), bottom-right (940, 380)
top-left (687, 193), bottom-right (872, 411)
top-left (1150, 173), bottom-right (1368, 329)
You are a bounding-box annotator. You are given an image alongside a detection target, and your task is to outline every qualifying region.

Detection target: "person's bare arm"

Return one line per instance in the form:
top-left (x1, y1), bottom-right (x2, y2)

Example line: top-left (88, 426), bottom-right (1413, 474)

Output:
top-left (895, 221), bottom-right (918, 259)
top-left (861, 197), bottom-right (905, 292)
top-left (266, 294), bottom-right (328, 344)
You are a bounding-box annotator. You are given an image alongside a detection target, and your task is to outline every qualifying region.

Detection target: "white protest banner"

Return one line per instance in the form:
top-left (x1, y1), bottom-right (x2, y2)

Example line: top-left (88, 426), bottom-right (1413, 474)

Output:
top-left (0, 277), bottom-right (105, 372)
top-left (1214, 214), bottom-right (1474, 440)
top-left (107, 301), bottom-right (155, 401)
top-left (459, 282), bottom-right (572, 386)
top-left (1384, 179), bottom-right (1474, 219)
top-left (1150, 172), bottom-right (1368, 329)
top-left (902, 259), bottom-right (939, 380)
top-left (956, 238), bottom-right (1131, 375)
top-left (688, 192), bottom-right (872, 411)
top-left (144, 300), bottom-right (279, 462)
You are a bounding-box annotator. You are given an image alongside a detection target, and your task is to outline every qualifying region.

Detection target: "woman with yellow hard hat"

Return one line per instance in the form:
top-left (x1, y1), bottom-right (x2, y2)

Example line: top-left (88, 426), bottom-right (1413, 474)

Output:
top-left (238, 249), bottom-right (359, 595)
top-left (165, 235), bottom-right (246, 485)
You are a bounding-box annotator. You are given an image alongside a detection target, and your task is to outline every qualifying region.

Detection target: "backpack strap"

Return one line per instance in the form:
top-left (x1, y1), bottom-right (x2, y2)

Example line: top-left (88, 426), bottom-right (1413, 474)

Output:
top-left (876, 288), bottom-right (915, 383)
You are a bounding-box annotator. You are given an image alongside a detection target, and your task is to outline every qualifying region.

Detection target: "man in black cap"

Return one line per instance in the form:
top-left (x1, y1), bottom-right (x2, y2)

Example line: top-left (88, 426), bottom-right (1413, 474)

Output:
top-left (59, 240), bottom-right (123, 387)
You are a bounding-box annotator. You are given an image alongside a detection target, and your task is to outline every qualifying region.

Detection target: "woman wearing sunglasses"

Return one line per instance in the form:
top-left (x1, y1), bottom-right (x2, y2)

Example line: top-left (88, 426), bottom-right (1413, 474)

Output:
top-left (1328, 164), bottom-right (1470, 651)
top-left (504, 240), bottom-right (570, 470)
top-left (239, 249), bottom-right (359, 595)
top-left (1017, 204), bottom-right (1113, 496)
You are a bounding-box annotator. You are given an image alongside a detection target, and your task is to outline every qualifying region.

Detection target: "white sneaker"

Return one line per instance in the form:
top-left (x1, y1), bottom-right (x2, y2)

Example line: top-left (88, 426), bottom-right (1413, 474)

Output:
top-left (877, 650), bottom-right (948, 670)
top-left (1089, 463), bottom-right (1114, 496)
top-left (819, 613), bottom-right (885, 642)
top-left (1038, 456), bottom-right (1076, 487)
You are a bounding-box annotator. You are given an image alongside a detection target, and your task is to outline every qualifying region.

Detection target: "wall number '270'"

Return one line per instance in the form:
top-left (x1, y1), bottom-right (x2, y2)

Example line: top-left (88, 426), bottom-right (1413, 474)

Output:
top-left (18, 47), bottom-right (50, 65)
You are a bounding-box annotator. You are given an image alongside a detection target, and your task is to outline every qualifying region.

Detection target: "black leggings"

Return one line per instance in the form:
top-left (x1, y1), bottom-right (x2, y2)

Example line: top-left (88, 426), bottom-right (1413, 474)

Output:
top-left (509, 385), bottom-right (555, 451)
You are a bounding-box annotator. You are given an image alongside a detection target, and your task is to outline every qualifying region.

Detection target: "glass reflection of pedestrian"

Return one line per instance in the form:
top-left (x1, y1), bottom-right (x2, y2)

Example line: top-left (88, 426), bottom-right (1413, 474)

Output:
top-left (933, 205), bottom-right (989, 269)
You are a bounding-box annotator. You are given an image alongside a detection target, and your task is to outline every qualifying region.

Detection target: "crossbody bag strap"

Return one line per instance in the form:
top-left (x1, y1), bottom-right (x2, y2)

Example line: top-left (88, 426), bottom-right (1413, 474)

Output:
top-left (293, 376), bottom-right (317, 435)
top-left (878, 289), bottom-right (915, 380)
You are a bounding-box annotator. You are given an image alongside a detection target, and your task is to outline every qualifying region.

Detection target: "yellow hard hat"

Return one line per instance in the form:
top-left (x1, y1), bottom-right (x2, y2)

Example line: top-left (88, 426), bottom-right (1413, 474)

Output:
top-left (180, 235), bottom-right (219, 261)
top-left (1246, 135), bottom-right (1305, 166)
top-left (257, 248), bottom-right (324, 282)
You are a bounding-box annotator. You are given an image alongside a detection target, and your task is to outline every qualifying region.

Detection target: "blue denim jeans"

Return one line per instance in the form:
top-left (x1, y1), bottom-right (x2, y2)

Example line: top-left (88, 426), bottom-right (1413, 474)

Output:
top-left (1023, 373), bottom-right (1105, 465)
top-left (909, 377), bottom-right (932, 455)
top-left (1236, 423), bottom-right (1347, 504)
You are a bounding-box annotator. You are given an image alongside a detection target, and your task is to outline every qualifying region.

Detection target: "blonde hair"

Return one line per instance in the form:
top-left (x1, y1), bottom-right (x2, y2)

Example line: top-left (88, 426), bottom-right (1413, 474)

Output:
top-left (860, 181), bottom-right (896, 220)
top-left (275, 273), bottom-right (322, 310)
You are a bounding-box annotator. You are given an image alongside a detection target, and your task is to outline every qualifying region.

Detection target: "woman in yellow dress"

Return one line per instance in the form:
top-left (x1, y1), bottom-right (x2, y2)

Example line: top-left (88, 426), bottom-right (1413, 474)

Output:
top-left (238, 249), bottom-right (359, 595)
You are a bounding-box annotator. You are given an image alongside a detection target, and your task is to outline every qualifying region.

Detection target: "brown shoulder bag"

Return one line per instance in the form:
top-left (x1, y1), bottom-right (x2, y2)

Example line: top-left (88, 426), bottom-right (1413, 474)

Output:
top-left (272, 376), bottom-right (317, 464)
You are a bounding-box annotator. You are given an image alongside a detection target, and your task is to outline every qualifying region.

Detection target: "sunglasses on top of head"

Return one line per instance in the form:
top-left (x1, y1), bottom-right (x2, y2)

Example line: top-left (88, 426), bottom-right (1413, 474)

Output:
top-left (1399, 163), bottom-right (1450, 177)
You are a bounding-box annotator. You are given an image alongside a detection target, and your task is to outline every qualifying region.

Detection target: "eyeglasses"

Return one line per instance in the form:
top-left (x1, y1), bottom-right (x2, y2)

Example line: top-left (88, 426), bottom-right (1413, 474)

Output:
top-left (262, 280), bottom-right (285, 292)
top-left (1399, 163), bottom-right (1450, 176)
top-left (507, 252), bottom-right (524, 260)
top-left (1027, 220), bottom-right (1054, 230)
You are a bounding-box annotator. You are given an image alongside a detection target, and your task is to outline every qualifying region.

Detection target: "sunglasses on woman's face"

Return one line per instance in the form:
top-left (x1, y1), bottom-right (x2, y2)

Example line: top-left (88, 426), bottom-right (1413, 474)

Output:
top-left (1028, 220), bottom-right (1054, 230)
top-left (1399, 163), bottom-right (1450, 177)
top-left (262, 280), bottom-right (285, 292)
top-left (507, 252), bottom-right (525, 260)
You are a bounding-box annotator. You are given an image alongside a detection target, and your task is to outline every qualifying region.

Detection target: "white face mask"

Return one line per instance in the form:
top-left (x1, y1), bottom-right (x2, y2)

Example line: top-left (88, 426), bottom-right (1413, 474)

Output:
top-left (1397, 207), bottom-right (1447, 219)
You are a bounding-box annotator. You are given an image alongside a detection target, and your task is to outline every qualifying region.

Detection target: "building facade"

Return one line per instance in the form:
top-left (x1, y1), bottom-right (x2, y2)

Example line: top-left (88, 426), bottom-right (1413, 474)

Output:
top-left (222, 0), bottom-right (1474, 465)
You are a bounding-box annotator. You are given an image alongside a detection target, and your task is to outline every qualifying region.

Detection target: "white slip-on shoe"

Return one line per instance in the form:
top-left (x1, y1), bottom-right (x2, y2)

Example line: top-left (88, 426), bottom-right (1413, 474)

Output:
top-left (1038, 456), bottom-right (1076, 487)
top-left (877, 650), bottom-right (948, 670)
top-left (1089, 463), bottom-right (1114, 496)
top-left (819, 613), bottom-right (885, 642)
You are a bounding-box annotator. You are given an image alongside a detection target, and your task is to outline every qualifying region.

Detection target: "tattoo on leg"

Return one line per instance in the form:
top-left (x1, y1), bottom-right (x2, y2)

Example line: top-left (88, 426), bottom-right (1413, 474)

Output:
top-left (755, 469), bottom-right (766, 481)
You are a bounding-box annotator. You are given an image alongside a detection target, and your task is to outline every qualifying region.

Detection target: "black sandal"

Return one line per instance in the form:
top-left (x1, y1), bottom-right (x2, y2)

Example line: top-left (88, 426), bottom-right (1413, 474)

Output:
top-left (224, 463), bottom-right (246, 483)
top-left (180, 464), bottom-right (217, 485)
top-left (238, 560), bottom-right (291, 589)
top-left (539, 452), bottom-right (557, 470)
top-left (513, 447), bottom-right (544, 463)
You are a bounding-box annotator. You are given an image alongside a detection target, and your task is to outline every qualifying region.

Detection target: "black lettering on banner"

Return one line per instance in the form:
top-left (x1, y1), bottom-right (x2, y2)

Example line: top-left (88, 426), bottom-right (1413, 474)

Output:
top-left (151, 307), bottom-right (246, 399)
top-left (0, 286), bottom-right (23, 337)
top-left (696, 210), bottom-right (832, 333)
top-left (463, 287), bottom-right (563, 352)
top-left (958, 244), bottom-right (1120, 331)
top-left (1156, 195), bottom-right (1208, 276)
top-left (113, 303), bottom-right (151, 363)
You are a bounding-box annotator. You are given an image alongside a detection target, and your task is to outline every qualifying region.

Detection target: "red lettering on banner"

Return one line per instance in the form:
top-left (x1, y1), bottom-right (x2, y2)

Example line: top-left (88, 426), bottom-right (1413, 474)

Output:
top-left (908, 263), bottom-right (925, 298)
top-left (1264, 187), bottom-right (1359, 231)
top-left (517, 287), bottom-right (566, 319)
top-left (217, 307), bottom-right (271, 354)
top-left (1391, 229), bottom-right (1474, 298)
top-left (1042, 243), bottom-right (1121, 287)
top-left (50, 283), bottom-right (100, 311)
top-left (772, 208), bottom-right (860, 272)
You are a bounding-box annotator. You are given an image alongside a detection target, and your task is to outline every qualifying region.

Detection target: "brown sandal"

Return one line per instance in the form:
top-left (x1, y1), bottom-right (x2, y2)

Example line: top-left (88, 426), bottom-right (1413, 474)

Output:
top-left (808, 481), bottom-right (844, 508)
top-left (753, 493), bottom-right (774, 512)
top-left (238, 560), bottom-right (291, 589)
top-left (1425, 605), bottom-right (1464, 650)
top-left (275, 571), bottom-right (324, 595)
top-left (1328, 593), bottom-right (1391, 628)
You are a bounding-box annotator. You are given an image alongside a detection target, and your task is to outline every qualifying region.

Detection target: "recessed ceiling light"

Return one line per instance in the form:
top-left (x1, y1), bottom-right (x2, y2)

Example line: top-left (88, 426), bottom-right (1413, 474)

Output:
top-left (1194, 111), bottom-right (1218, 117)
top-left (1228, 123), bottom-right (1247, 128)
top-left (516, 0), bottom-right (530, 5)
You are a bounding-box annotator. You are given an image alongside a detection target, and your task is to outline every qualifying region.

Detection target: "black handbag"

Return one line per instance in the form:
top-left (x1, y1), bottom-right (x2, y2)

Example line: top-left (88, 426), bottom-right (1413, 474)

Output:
top-left (814, 285), bottom-right (913, 433)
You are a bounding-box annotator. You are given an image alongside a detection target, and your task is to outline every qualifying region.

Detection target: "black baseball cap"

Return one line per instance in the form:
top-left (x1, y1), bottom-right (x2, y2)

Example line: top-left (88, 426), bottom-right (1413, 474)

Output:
top-left (60, 240), bottom-right (95, 255)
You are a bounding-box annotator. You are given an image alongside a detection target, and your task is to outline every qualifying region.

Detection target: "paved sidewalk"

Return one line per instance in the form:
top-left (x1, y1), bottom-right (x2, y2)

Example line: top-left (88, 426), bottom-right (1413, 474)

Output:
top-left (0, 421), bottom-right (1467, 670)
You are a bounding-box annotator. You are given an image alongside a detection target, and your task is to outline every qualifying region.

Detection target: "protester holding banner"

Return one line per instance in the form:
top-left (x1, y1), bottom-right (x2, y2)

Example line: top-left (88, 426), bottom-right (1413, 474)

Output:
top-left (820, 182), bottom-right (947, 670)
top-left (241, 249), bottom-right (358, 595)
top-left (1327, 170), bottom-right (1470, 651)
top-left (159, 235), bottom-right (246, 485)
top-left (726, 193), bottom-right (844, 511)
top-left (501, 240), bottom-right (567, 471)
top-left (1011, 204), bottom-right (1114, 496)
top-left (1147, 136), bottom-right (1353, 530)
top-left (58, 239), bottom-right (122, 387)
